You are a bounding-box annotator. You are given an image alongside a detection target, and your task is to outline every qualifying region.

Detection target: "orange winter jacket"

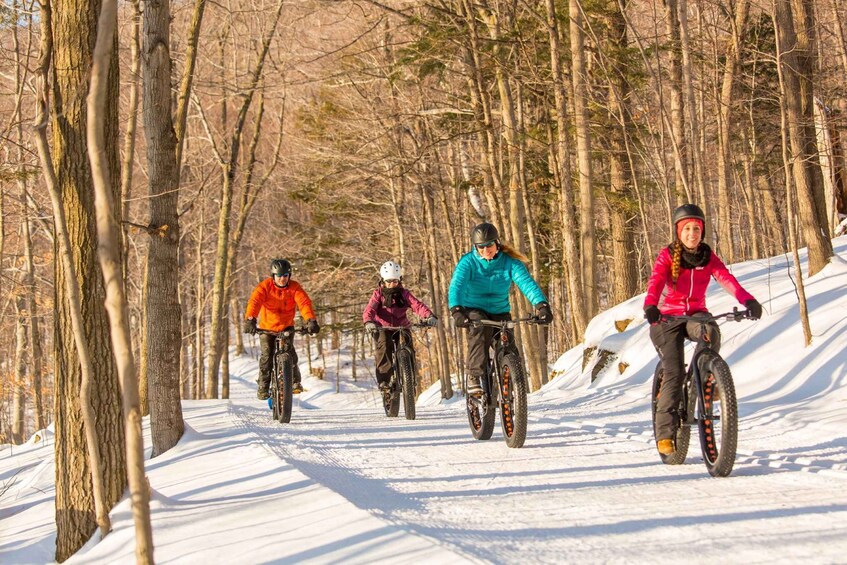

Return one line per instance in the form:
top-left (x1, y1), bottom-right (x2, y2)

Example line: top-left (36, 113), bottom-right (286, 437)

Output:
top-left (245, 278), bottom-right (316, 332)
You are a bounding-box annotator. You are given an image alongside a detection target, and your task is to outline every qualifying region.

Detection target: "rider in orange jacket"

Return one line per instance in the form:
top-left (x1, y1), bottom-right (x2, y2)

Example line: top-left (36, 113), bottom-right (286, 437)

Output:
top-left (244, 259), bottom-right (319, 399)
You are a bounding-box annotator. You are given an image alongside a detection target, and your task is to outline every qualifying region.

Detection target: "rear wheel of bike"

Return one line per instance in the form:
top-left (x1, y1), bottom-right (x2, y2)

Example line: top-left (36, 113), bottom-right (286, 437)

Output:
top-left (466, 375), bottom-right (495, 440)
top-left (697, 352), bottom-right (738, 477)
top-left (498, 353), bottom-right (528, 448)
top-left (651, 363), bottom-right (692, 465)
top-left (397, 348), bottom-right (416, 420)
top-left (276, 353), bottom-right (294, 424)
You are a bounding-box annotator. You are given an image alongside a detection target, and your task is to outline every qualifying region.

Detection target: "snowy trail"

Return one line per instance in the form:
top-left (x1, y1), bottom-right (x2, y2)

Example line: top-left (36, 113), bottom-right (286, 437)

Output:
top-left (228, 371), bottom-right (847, 564)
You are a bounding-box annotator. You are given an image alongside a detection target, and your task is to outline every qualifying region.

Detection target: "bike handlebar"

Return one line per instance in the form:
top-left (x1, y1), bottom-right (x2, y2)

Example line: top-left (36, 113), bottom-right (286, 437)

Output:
top-left (470, 316), bottom-right (541, 329)
top-left (661, 307), bottom-right (753, 324)
top-left (371, 323), bottom-right (431, 332)
top-left (255, 326), bottom-right (310, 337)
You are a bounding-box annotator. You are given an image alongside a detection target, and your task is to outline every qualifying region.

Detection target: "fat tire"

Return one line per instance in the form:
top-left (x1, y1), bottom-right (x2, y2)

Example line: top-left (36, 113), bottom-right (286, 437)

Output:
top-left (277, 353), bottom-right (294, 424)
top-left (397, 348), bottom-right (416, 420)
top-left (466, 375), bottom-right (495, 440)
top-left (499, 353), bottom-right (528, 448)
top-left (697, 352), bottom-right (738, 477)
top-left (652, 362), bottom-right (692, 465)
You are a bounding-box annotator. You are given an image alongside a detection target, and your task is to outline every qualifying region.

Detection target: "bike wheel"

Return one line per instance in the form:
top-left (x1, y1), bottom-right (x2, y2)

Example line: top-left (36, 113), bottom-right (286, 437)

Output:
top-left (498, 353), bottom-right (528, 448)
top-left (651, 363), bottom-right (692, 465)
top-left (270, 364), bottom-right (280, 422)
top-left (276, 353), bottom-right (294, 424)
top-left (466, 375), bottom-right (495, 440)
top-left (697, 352), bottom-right (738, 477)
top-left (397, 348), bottom-right (416, 420)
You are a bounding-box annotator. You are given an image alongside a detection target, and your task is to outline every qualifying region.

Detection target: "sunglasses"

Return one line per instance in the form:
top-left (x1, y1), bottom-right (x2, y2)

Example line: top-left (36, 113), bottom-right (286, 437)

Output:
top-left (475, 241), bottom-right (496, 249)
top-left (274, 272), bottom-right (291, 277)
top-left (384, 279), bottom-right (400, 284)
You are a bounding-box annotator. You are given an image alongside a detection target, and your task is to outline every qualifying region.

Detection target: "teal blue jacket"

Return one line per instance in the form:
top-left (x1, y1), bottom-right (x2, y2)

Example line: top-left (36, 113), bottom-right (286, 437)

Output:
top-left (448, 249), bottom-right (547, 314)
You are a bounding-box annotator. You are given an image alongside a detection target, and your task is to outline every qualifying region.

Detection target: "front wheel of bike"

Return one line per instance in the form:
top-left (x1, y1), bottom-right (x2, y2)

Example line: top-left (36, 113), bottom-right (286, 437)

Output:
top-left (498, 353), bottom-right (528, 448)
top-left (652, 363), bottom-right (692, 465)
top-left (276, 353), bottom-right (294, 424)
top-left (397, 348), bottom-right (416, 420)
top-left (697, 352), bottom-right (738, 477)
top-left (466, 376), bottom-right (495, 440)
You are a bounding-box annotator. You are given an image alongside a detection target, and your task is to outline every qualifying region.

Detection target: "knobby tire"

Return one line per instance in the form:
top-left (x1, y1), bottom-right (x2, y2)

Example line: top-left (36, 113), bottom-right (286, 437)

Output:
top-left (397, 348), bottom-right (416, 420)
top-left (499, 353), bottom-right (528, 448)
top-left (277, 353), bottom-right (294, 424)
top-left (697, 352), bottom-right (738, 477)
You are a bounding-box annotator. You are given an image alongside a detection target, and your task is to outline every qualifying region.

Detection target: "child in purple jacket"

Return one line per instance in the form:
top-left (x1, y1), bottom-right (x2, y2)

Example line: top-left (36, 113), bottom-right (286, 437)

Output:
top-left (363, 261), bottom-right (438, 393)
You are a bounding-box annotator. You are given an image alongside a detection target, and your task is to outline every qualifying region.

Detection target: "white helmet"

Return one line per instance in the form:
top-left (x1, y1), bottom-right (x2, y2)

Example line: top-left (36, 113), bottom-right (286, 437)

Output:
top-left (379, 261), bottom-right (402, 281)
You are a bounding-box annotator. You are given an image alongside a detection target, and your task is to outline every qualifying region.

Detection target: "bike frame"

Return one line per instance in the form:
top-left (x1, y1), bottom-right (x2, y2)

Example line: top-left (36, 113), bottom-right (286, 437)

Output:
top-left (470, 317), bottom-right (535, 406)
top-left (660, 309), bottom-right (749, 429)
top-left (372, 324), bottom-right (426, 392)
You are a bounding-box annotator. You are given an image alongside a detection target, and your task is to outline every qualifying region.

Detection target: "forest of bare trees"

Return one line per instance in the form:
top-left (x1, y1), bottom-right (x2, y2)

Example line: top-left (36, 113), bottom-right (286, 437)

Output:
top-left (1, 0), bottom-right (845, 560)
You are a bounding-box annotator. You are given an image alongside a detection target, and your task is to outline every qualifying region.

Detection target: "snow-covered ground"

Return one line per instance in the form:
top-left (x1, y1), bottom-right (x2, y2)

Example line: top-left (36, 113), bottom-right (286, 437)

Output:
top-left (2, 238), bottom-right (847, 564)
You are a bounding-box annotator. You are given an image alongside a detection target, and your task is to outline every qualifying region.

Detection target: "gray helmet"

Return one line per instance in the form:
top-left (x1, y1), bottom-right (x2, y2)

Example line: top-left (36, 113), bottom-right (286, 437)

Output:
top-left (471, 223), bottom-right (499, 246)
top-left (672, 204), bottom-right (706, 237)
top-left (270, 259), bottom-right (291, 277)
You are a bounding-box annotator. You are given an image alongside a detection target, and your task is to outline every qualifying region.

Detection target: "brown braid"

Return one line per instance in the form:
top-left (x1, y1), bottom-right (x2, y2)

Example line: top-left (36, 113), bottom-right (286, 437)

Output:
top-left (671, 240), bottom-right (683, 283)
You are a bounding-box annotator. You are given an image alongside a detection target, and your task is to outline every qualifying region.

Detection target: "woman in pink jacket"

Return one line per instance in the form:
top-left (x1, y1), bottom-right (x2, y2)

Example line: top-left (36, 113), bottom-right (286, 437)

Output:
top-left (644, 204), bottom-right (762, 455)
top-left (363, 261), bottom-right (437, 394)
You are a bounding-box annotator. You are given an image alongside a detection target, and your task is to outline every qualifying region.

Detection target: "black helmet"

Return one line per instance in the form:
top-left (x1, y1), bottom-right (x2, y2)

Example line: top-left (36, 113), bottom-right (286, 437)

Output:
top-left (471, 223), bottom-right (499, 246)
top-left (672, 204), bottom-right (706, 237)
top-left (270, 259), bottom-right (291, 277)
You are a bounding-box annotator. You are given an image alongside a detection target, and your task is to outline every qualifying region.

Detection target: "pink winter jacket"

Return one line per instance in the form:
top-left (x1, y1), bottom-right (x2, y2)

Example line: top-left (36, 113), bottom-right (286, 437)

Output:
top-left (362, 287), bottom-right (433, 328)
top-left (644, 245), bottom-right (754, 316)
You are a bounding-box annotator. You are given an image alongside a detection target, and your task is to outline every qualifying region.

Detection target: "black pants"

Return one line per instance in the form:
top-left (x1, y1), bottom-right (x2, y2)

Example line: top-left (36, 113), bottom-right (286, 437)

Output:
top-left (374, 329), bottom-right (416, 386)
top-left (258, 329), bottom-right (301, 390)
top-left (465, 309), bottom-right (512, 378)
top-left (650, 312), bottom-right (721, 440)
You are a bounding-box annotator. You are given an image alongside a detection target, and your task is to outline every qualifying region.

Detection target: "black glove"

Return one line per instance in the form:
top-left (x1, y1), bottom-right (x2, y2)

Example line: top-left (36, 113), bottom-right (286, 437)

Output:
top-left (243, 318), bottom-right (257, 335)
top-left (535, 302), bottom-right (553, 325)
top-left (745, 299), bottom-right (763, 320)
top-left (451, 306), bottom-right (469, 328)
top-left (307, 318), bottom-right (320, 335)
top-left (424, 316), bottom-right (438, 327)
top-left (644, 306), bottom-right (661, 325)
top-left (364, 321), bottom-right (377, 334)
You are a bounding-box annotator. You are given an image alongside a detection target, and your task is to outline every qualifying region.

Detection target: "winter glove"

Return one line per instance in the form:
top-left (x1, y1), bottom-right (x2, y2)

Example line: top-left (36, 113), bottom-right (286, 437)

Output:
top-left (451, 306), bottom-right (470, 328)
top-left (535, 302), bottom-right (553, 325)
top-left (364, 321), bottom-right (377, 334)
top-left (424, 316), bottom-right (439, 327)
top-left (745, 299), bottom-right (763, 320)
top-left (243, 318), bottom-right (257, 335)
top-left (307, 318), bottom-right (320, 335)
top-left (644, 306), bottom-right (661, 325)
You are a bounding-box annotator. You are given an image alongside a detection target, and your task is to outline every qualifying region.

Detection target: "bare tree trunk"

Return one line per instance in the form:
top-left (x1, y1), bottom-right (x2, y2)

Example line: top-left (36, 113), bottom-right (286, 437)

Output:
top-left (87, 0), bottom-right (153, 559)
top-left (143, 0), bottom-right (184, 456)
top-left (569, 0), bottom-right (597, 317)
top-left (44, 0), bottom-right (127, 557)
top-left (678, 0), bottom-right (706, 208)
top-left (12, 296), bottom-right (27, 445)
top-left (206, 0), bottom-right (285, 397)
top-left (605, 0), bottom-right (639, 303)
top-left (773, 0), bottom-right (834, 276)
top-left (119, 0), bottom-right (140, 278)
top-left (715, 0), bottom-right (750, 261)
top-left (664, 0), bottom-right (691, 203)
top-left (544, 0), bottom-right (588, 339)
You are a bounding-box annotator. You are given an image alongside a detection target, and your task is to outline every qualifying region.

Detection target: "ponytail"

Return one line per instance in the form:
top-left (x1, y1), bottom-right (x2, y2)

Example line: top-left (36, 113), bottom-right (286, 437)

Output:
top-left (671, 240), bottom-right (682, 283)
top-left (500, 242), bottom-right (530, 264)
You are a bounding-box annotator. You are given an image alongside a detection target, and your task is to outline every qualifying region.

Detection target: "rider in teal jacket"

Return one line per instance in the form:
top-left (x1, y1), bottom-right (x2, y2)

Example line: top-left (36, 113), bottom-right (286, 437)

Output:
top-left (448, 223), bottom-right (553, 394)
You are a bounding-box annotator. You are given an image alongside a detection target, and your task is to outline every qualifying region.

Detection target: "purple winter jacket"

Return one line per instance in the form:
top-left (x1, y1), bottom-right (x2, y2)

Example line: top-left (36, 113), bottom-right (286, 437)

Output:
top-left (362, 286), bottom-right (433, 328)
